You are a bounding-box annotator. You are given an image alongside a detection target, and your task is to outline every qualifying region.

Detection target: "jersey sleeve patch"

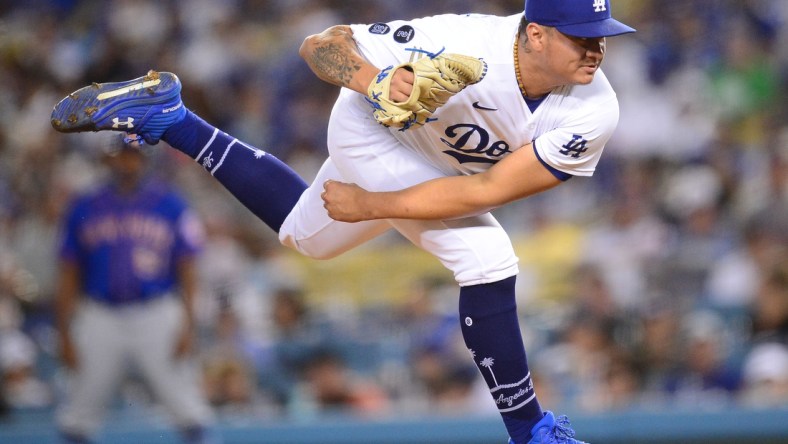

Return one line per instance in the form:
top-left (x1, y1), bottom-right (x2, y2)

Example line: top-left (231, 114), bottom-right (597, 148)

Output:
top-left (393, 25), bottom-right (415, 43)
top-left (532, 96), bottom-right (619, 177)
top-left (368, 23), bottom-right (390, 35)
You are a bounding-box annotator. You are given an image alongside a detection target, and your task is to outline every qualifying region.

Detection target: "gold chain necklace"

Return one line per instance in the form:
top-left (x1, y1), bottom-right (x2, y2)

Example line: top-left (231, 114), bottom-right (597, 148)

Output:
top-left (513, 33), bottom-right (529, 99)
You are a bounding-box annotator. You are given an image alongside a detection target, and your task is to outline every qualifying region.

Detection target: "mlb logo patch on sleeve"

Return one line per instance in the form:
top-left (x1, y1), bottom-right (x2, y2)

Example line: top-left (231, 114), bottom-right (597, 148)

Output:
top-left (394, 25), bottom-right (415, 43)
top-left (369, 23), bottom-right (390, 35)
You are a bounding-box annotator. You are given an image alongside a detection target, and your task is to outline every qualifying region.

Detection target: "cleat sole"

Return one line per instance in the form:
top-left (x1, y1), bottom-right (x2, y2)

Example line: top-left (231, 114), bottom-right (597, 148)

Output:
top-left (51, 70), bottom-right (181, 134)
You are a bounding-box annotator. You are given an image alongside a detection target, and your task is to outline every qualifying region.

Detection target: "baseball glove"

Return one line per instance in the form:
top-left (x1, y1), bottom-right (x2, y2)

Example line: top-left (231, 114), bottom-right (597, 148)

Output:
top-left (366, 53), bottom-right (487, 130)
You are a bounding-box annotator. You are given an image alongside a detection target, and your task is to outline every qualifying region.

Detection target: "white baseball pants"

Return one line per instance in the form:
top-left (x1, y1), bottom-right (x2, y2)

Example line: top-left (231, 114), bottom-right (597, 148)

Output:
top-left (56, 296), bottom-right (213, 436)
top-left (279, 90), bottom-right (519, 286)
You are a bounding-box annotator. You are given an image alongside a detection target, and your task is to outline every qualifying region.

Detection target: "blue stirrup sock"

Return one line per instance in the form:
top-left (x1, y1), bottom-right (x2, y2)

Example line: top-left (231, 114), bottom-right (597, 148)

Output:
top-left (162, 110), bottom-right (308, 232)
top-left (459, 276), bottom-right (543, 444)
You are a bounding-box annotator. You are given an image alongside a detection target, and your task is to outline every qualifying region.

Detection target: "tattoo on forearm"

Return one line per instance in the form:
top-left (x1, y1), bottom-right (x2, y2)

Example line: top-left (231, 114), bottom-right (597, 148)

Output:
top-left (310, 42), bottom-right (362, 87)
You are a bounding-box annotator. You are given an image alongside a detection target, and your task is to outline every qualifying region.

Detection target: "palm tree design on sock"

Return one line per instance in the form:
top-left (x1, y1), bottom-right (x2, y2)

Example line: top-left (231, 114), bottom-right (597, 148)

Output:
top-left (480, 357), bottom-right (499, 387)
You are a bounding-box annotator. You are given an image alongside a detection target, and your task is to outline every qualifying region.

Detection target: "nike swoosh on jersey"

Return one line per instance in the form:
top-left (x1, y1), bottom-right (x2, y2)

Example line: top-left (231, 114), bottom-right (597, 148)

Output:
top-left (472, 101), bottom-right (497, 111)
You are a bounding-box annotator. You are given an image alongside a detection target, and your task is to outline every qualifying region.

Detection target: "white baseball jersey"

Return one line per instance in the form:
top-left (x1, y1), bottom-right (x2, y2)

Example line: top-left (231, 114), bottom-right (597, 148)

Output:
top-left (350, 13), bottom-right (619, 178)
top-left (280, 13), bottom-right (622, 286)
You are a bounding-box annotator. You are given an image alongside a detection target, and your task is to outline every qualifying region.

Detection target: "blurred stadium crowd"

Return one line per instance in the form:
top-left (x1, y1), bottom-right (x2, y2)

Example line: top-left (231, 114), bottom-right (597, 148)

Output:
top-left (0, 0), bottom-right (786, 425)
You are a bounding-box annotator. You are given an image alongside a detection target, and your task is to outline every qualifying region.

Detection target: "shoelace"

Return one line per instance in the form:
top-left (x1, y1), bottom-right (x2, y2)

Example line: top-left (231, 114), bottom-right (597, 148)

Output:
top-left (547, 415), bottom-right (578, 443)
top-left (123, 134), bottom-right (144, 145)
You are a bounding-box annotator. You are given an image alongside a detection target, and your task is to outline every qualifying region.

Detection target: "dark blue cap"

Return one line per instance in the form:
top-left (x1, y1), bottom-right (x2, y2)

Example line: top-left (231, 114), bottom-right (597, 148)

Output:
top-left (525, 0), bottom-right (636, 38)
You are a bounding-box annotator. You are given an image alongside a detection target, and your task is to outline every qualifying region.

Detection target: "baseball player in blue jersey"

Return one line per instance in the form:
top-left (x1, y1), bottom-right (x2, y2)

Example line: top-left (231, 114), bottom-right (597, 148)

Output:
top-left (50, 0), bottom-right (634, 442)
top-left (54, 135), bottom-right (216, 444)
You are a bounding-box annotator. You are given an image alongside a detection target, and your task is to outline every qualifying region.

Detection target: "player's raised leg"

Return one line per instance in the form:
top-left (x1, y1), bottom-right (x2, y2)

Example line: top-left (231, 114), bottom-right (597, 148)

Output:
top-left (51, 71), bottom-right (308, 233)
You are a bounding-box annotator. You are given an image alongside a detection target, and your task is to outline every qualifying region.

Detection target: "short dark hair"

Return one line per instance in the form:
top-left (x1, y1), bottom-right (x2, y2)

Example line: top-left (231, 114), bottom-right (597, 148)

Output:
top-left (519, 15), bottom-right (530, 35)
top-left (518, 15), bottom-right (555, 48)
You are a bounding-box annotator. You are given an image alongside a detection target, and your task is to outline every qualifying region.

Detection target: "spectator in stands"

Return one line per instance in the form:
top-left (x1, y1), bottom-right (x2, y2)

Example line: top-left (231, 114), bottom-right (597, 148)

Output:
top-left (293, 348), bottom-right (389, 418)
top-left (251, 287), bottom-right (325, 409)
top-left (748, 263), bottom-right (788, 344)
top-left (200, 294), bottom-right (258, 415)
top-left (740, 342), bottom-right (788, 407)
top-left (665, 310), bottom-right (741, 407)
top-left (0, 328), bottom-right (52, 410)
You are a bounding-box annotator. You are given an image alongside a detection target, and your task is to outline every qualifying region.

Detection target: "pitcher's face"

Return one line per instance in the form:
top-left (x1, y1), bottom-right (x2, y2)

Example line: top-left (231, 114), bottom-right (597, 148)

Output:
top-left (545, 29), bottom-right (606, 86)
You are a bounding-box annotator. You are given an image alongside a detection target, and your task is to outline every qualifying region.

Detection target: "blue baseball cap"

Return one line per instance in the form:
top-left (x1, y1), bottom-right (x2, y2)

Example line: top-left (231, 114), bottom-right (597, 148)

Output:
top-left (525, 0), bottom-right (636, 38)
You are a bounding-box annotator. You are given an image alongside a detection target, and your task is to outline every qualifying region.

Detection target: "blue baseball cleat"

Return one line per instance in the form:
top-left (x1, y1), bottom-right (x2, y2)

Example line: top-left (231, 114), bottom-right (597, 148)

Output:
top-left (51, 70), bottom-right (186, 145)
top-left (508, 412), bottom-right (588, 444)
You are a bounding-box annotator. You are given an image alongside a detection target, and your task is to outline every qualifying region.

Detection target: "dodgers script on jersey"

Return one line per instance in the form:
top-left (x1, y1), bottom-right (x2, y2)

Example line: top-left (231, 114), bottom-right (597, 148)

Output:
top-left (349, 13), bottom-right (620, 178)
